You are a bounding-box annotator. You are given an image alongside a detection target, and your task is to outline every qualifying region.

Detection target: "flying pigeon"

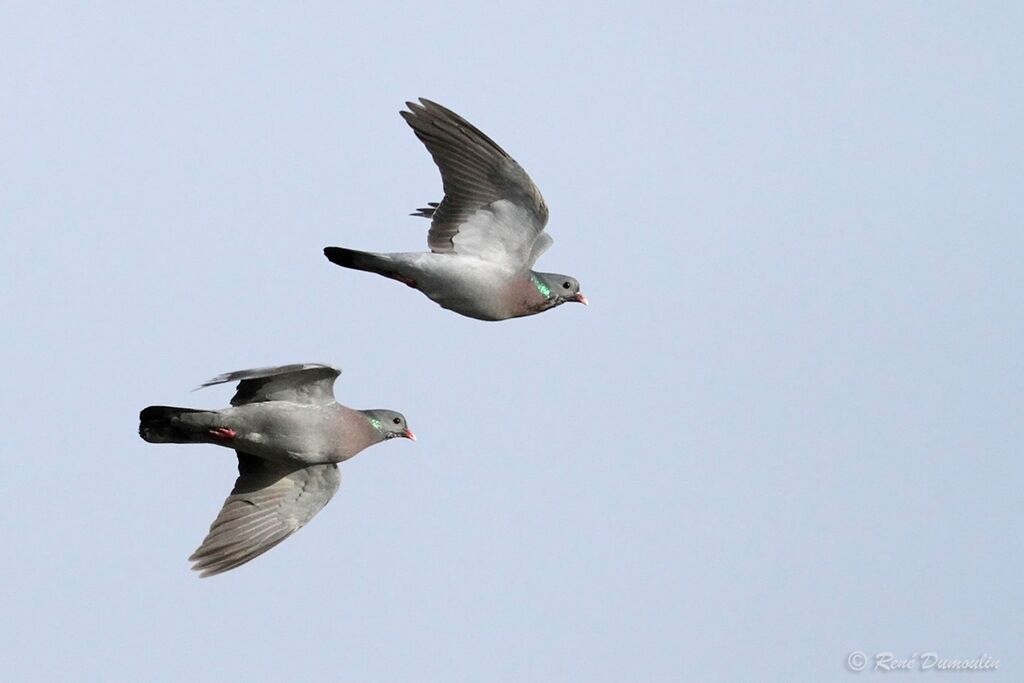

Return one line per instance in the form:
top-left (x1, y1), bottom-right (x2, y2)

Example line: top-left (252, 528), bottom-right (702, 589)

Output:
top-left (138, 363), bottom-right (414, 577)
top-left (324, 98), bottom-right (587, 321)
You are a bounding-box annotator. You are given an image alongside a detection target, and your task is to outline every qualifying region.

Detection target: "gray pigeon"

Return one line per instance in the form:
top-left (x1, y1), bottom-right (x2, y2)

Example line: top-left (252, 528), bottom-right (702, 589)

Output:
top-left (138, 363), bottom-right (414, 577)
top-left (324, 98), bottom-right (587, 321)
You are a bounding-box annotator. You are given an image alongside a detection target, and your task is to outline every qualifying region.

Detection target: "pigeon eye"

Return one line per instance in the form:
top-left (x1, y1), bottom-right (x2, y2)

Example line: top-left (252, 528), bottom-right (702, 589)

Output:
top-left (392, 417), bottom-right (401, 425)
top-left (562, 282), bottom-right (570, 289)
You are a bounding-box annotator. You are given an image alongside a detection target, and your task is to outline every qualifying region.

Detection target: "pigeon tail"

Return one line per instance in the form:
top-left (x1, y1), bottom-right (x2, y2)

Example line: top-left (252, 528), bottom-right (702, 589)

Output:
top-left (323, 247), bottom-right (386, 272)
top-left (139, 405), bottom-right (217, 444)
top-left (323, 247), bottom-right (417, 287)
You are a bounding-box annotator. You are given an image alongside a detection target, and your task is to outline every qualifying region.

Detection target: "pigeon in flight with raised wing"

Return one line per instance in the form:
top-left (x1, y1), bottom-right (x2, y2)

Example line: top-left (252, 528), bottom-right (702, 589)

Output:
top-left (138, 363), bottom-right (414, 577)
top-left (324, 98), bottom-right (587, 321)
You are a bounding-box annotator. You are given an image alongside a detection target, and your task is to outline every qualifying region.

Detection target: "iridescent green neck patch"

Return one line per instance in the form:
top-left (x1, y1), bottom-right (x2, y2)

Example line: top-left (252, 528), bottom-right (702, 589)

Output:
top-left (369, 418), bottom-right (383, 432)
top-left (531, 274), bottom-right (552, 299)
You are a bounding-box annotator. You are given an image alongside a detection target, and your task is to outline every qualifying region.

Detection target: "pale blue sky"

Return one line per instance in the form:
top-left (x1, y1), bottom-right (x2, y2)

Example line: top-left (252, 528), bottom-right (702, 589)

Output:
top-left (2, 2), bottom-right (1021, 681)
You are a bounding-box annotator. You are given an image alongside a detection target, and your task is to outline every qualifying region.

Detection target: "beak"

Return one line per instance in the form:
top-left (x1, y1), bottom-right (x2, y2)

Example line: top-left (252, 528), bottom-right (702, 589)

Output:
top-left (403, 428), bottom-right (417, 441)
top-left (574, 292), bottom-right (589, 305)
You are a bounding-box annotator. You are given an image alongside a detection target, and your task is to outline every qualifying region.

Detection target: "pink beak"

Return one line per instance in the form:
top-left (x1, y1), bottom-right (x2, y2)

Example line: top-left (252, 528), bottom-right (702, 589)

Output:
top-left (403, 428), bottom-right (417, 441)
top-left (575, 292), bottom-right (589, 305)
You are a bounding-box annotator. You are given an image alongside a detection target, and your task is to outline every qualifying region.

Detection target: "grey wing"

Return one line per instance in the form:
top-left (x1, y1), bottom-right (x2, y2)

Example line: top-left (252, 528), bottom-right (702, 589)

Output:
top-left (189, 453), bottom-right (342, 577)
top-left (527, 233), bottom-right (554, 267)
top-left (401, 98), bottom-right (551, 267)
top-left (198, 363), bottom-right (341, 406)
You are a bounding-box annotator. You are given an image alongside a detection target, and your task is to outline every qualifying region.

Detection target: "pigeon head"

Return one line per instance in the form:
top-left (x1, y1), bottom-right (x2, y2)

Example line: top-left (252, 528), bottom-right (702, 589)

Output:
top-left (531, 272), bottom-right (588, 307)
top-left (363, 409), bottom-right (416, 441)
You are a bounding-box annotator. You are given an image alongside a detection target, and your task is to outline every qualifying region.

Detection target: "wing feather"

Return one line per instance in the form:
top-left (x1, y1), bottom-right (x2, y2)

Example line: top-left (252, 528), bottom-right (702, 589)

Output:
top-left (188, 453), bottom-right (342, 577)
top-left (198, 363), bottom-right (341, 406)
top-left (401, 98), bottom-right (550, 267)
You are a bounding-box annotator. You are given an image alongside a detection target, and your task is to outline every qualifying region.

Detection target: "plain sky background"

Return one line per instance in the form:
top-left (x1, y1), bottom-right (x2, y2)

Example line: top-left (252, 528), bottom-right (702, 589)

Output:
top-left (2, 2), bottom-right (1021, 681)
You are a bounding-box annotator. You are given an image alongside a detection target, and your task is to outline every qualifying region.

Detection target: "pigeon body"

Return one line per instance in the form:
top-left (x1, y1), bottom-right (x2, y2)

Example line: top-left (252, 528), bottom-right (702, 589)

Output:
top-left (323, 246), bottom-right (574, 321)
top-left (139, 363), bottom-right (414, 577)
top-left (323, 98), bottom-right (586, 321)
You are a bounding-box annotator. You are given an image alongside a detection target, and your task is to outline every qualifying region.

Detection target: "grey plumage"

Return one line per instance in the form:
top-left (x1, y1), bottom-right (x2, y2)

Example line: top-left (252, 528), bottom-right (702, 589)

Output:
top-left (139, 363), bottom-right (414, 577)
top-left (199, 363), bottom-right (341, 406)
top-left (398, 98), bottom-right (548, 257)
top-left (188, 456), bottom-right (341, 577)
top-left (324, 98), bottom-right (587, 321)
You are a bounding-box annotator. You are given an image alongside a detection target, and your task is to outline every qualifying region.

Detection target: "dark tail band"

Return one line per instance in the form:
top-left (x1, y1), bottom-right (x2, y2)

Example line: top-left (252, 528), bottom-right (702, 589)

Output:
top-left (139, 405), bottom-right (210, 444)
